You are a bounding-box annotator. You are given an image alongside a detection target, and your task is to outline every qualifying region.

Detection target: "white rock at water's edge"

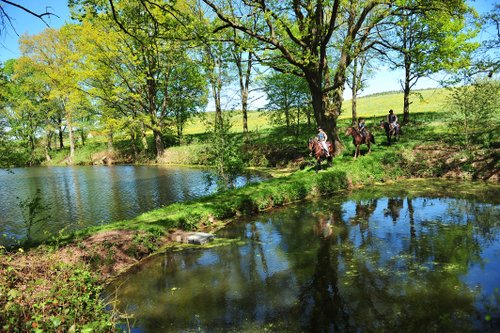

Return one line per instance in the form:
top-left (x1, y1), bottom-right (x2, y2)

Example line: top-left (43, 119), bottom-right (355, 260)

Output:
top-left (186, 232), bottom-right (215, 245)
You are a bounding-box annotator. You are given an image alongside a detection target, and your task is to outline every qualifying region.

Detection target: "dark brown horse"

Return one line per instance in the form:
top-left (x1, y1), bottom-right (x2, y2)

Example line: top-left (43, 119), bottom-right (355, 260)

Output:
top-left (345, 127), bottom-right (375, 159)
top-left (380, 121), bottom-right (402, 145)
top-left (308, 138), bottom-right (334, 172)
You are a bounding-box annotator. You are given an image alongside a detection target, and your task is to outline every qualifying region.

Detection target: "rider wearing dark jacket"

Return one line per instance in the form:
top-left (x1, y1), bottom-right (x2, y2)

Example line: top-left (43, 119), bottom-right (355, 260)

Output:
top-left (358, 118), bottom-right (367, 138)
top-left (387, 109), bottom-right (399, 130)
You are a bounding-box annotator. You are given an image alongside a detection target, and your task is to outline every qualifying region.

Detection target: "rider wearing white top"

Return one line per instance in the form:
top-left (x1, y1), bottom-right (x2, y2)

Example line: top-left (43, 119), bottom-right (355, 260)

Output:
top-left (317, 127), bottom-right (330, 157)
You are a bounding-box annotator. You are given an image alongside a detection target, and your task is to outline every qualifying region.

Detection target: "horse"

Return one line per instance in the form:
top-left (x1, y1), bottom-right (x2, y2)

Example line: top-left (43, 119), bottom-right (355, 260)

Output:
top-left (345, 127), bottom-right (375, 159)
top-left (379, 121), bottom-right (402, 145)
top-left (308, 138), bottom-right (334, 172)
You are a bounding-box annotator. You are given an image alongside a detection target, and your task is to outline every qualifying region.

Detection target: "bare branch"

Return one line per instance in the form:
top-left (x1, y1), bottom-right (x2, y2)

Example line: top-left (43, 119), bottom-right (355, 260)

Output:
top-left (0, 0), bottom-right (59, 36)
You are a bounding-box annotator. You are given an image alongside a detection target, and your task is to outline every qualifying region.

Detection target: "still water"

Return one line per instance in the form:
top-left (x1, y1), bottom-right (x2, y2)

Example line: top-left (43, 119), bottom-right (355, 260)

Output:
top-left (108, 184), bottom-right (500, 332)
top-left (0, 166), bottom-right (263, 245)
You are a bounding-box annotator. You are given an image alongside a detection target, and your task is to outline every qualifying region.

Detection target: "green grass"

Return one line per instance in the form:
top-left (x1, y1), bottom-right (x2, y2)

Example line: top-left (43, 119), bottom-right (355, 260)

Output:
top-left (341, 88), bottom-right (449, 119)
top-left (183, 88), bottom-right (450, 135)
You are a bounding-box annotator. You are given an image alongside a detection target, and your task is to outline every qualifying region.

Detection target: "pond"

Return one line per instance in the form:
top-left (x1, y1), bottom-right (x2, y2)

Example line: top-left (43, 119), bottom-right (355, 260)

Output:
top-left (107, 181), bottom-right (500, 332)
top-left (0, 165), bottom-right (264, 245)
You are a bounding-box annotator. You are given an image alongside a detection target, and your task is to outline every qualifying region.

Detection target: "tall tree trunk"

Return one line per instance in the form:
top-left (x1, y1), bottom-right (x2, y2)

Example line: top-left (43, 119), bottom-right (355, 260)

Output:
top-left (28, 135), bottom-right (35, 152)
top-left (241, 52), bottom-right (253, 138)
top-left (306, 56), bottom-right (347, 155)
top-left (176, 122), bottom-right (183, 145)
top-left (351, 57), bottom-right (359, 126)
top-left (351, 92), bottom-right (358, 126)
top-left (67, 123), bottom-right (75, 164)
top-left (62, 100), bottom-right (75, 164)
top-left (403, 58), bottom-right (411, 124)
top-left (129, 128), bottom-right (139, 159)
top-left (46, 131), bottom-right (53, 151)
top-left (44, 131), bottom-right (52, 162)
top-left (80, 129), bottom-right (86, 146)
top-left (58, 116), bottom-right (64, 149)
top-left (210, 57), bottom-right (223, 129)
top-left (107, 131), bottom-right (114, 151)
top-left (153, 128), bottom-right (164, 158)
top-left (295, 106), bottom-right (300, 137)
top-left (140, 122), bottom-right (148, 152)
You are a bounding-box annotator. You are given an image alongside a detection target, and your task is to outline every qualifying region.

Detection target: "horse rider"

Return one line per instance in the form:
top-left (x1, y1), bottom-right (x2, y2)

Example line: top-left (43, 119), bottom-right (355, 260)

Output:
top-left (358, 118), bottom-right (367, 140)
top-left (317, 127), bottom-right (330, 157)
top-left (387, 109), bottom-right (399, 131)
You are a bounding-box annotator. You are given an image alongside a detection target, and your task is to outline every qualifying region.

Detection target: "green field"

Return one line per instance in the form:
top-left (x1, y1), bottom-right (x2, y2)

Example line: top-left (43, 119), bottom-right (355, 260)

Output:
top-left (184, 88), bottom-right (450, 135)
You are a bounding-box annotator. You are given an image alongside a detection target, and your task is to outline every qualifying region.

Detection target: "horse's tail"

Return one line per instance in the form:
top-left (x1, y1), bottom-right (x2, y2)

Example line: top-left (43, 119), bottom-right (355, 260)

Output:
top-left (371, 134), bottom-right (375, 144)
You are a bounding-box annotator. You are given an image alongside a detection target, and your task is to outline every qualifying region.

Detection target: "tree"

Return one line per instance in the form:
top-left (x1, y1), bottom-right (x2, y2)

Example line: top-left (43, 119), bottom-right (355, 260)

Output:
top-left (0, 58), bottom-right (49, 164)
top-left (20, 24), bottom-right (88, 164)
top-left (447, 79), bottom-right (500, 147)
top-left (231, 28), bottom-right (255, 139)
top-left (71, 0), bottom-right (208, 159)
top-left (374, 0), bottom-right (479, 123)
top-left (169, 58), bottom-right (207, 142)
top-left (226, 4), bottom-right (259, 139)
top-left (346, 51), bottom-right (373, 125)
top-left (200, 0), bottom-right (398, 153)
top-left (262, 71), bottom-right (310, 136)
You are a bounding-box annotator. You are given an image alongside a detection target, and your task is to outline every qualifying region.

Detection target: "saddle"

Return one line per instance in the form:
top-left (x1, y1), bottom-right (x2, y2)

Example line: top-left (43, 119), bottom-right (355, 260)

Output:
top-left (358, 128), bottom-right (369, 142)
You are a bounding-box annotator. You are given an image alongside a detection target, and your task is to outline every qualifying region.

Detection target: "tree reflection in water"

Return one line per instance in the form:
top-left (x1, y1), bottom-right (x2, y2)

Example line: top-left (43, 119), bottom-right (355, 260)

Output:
top-left (107, 193), bottom-right (500, 332)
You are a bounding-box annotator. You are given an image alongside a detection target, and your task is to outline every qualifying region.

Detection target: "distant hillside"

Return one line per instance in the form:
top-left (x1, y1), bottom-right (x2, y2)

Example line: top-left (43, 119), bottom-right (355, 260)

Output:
top-left (341, 88), bottom-right (449, 119)
top-left (184, 88), bottom-right (450, 135)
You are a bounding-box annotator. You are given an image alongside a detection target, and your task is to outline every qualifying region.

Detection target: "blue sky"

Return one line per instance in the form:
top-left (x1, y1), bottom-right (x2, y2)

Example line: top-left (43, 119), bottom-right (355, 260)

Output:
top-left (0, 0), bottom-right (496, 105)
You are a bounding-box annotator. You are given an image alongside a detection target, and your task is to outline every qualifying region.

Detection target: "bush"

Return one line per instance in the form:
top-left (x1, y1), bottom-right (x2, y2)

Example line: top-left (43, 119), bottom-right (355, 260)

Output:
top-left (313, 170), bottom-right (348, 195)
top-left (447, 79), bottom-right (500, 147)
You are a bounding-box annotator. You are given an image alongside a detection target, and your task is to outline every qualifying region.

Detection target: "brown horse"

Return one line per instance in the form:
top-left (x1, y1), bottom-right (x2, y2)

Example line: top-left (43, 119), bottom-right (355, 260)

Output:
top-left (379, 121), bottom-right (402, 145)
top-left (308, 138), bottom-right (334, 172)
top-left (345, 127), bottom-right (375, 159)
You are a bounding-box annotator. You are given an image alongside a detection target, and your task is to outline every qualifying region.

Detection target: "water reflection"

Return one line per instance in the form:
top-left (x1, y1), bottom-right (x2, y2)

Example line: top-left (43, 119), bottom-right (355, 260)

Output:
top-left (0, 166), bottom-right (263, 244)
top-left (108, 192), bottom-right (500, 332)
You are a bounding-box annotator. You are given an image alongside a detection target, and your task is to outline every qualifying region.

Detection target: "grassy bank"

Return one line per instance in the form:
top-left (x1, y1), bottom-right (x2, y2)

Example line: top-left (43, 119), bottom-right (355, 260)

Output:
top-left (41, 88), bottom-right (450, 167)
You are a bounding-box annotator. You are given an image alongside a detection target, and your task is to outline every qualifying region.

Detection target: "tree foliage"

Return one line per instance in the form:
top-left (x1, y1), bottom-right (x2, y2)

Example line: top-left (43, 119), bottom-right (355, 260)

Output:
top-left (374, 0), bottom-right (479, 123)
top-left (262, 71), bottom-right (310, 136)
top-left (71, 0), bottom-right (208, 157)
top-left (447, 79), bottom-right (500, 147)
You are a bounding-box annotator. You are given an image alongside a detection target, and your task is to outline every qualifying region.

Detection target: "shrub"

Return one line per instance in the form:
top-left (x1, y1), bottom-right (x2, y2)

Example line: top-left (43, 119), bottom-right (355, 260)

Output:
top-left (313, 171), bottom-right (348, 195)
top-left (447, 79), bottom-right (500, 147)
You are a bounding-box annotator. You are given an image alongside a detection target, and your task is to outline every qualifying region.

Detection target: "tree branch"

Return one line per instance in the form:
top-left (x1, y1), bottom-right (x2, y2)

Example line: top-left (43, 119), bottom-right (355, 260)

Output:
top-left (0, 0), bottom-right (59, 36)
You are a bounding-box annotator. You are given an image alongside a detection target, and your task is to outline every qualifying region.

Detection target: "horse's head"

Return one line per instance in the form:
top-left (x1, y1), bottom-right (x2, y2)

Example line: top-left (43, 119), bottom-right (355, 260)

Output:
top-left (345, 127), bottom-right (354, 136)
top-left (379, 120), bottom-right (389, 130)
top-left (308, 138), bottom-right (314, 151)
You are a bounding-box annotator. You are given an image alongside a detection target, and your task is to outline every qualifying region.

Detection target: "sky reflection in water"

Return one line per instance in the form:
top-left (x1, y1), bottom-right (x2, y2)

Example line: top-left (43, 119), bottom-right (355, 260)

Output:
top-left (108, 191), bottom-right (500, 332)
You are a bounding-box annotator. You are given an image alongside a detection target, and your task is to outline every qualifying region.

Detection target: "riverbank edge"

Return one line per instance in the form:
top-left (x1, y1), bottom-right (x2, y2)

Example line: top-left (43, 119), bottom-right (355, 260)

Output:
top-left (1, 158), bottom-right (499, 331)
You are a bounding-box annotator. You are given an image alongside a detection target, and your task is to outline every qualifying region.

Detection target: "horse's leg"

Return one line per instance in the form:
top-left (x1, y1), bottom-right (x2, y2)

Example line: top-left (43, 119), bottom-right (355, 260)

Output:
top-left (327, 155), bottom-right (332, 167)
top-left (367, 141), bottom-right (371, 153)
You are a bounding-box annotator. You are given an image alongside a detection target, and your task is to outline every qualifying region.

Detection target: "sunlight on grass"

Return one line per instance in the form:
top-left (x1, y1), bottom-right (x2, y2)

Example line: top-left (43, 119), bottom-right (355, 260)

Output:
top-left (184, 88), bottom-right (450, 135)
